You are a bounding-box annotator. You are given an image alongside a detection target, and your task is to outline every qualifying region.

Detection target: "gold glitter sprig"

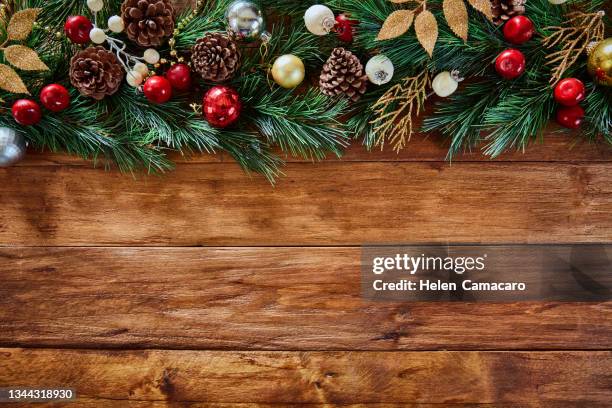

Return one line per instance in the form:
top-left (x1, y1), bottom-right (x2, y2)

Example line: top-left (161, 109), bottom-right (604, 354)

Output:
top-left (370, 70), bottom-right (430, 152)
top-left (0, 7), bottom-right (48, 95)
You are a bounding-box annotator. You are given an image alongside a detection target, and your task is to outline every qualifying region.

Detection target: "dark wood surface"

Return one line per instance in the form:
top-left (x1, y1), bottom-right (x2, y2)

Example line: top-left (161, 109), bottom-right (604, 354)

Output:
top-left (0, 0), bottom-right (610, 401)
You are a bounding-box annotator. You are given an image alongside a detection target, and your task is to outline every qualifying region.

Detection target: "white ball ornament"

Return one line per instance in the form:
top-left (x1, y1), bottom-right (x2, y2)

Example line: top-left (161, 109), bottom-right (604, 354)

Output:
top-left (89, 27), bottom-right (107, 44)
top-left (87, 0), bottom-right (104, 13)
top-left (365, 55), bottom-right (394, 85)
top-left (271, 54), bottom-right (306, 89)
top-left (143, 48), bottom-right (160, 65)
top-left (304, 5), bottom-right (335, 36)
top-left (432, 71), bottom-right (459, 98)
top-left (126, 70), bottom-right (144, 87)
top-left (108, 15), bottom-right (125, 33)
top-left (133, 62), bottom-right (149, 76)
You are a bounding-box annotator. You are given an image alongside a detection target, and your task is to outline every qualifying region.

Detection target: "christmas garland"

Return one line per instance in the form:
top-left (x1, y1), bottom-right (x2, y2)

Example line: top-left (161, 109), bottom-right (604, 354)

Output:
top-left (0, 0), bottom-right (609, 181)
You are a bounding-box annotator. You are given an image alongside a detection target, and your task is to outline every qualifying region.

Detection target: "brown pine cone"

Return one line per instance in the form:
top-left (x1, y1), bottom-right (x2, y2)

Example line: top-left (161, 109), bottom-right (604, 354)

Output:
top-left (191, 33), bottom-right (241, 83)
top-left (491, 0), bottom-right (526, 25)
top-left (320, 47), bottom-right (368, 102)
top-left (69, 46), bottom-right (124, 100)
top-left (121, 0), bottom-right (175, 47)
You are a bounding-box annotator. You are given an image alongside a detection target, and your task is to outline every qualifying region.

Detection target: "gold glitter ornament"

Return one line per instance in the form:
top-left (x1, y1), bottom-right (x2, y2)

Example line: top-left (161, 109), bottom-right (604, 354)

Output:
top-left (443, 0), bottom-right (468, 42)
top-left (4, 44), bottom-right (48, 71)
top-left (588, 38), bottom-right (612, 87)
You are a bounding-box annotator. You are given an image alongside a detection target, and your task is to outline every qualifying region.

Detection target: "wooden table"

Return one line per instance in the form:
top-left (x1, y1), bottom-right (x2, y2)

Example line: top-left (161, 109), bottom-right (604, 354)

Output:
top-left (0, 133), bottom-right (611, 406)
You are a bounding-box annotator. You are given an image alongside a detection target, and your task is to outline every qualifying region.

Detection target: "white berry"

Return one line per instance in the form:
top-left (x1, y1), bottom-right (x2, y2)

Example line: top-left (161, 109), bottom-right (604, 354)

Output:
top-left (89, 27), bottom-right (107, 44)
top-left (87, 0), bottom-right (104, 13)
top-left (432, 71), bottom-right (459, 98)
top-left (304, 5), bottom-right (335, 36)
top-left (365, 55), bottom-right (394, 86)
top-left (126, 70), bottom-right (144, 87)
top-left (133, 62), bottom-right (149, 76)
top-left (143, 48), bottom-right (160, 65)
top-left (108, 15), bottom-right (125, 33)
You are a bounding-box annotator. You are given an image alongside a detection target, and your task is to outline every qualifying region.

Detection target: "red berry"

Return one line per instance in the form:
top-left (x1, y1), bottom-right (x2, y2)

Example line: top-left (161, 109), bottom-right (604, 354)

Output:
top-left (335, 14), bottom-right (357, 43)
top-left (503, 16), bottom-right (534, 45)
top-left (495, 49), bottom-right (526, 80)
top-left (12, 99), bottom-right (42, 126)
top-left (554, 78), bottom-right (586, 107)
top-left (143, 76), bottom-right (173, 104)
top-left (203, 86), bottom-right (242, 128)
top-left (165, 63), bottom-right (193, 92)
top-left (556, 105), bottom-right (585, 129)
top-left (65, 16), bottom-right (93, 44)
top-left (40, 84), bottom-right (71, 112)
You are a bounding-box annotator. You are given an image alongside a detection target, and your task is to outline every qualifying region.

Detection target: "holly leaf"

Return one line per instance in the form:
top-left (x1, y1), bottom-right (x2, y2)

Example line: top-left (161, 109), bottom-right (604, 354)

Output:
top-left (467, 0), bottom-right (493, 21)
top-left (0, 64), bottom-right (29, 94)
top-left (443, 0), bottom-right (469, 42)
top-left (377, 10), bottom-right (415, 41)
top-left (7, 8), bottom-right (41, 41)
top-left (415, 10), bottom-right (438, 57)
top-left (4, 45), bottom-right (49, 71)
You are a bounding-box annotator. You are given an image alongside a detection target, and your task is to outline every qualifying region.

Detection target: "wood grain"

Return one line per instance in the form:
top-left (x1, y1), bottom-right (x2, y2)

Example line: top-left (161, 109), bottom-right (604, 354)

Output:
top-left (0, 162), bottom-right (610, 246)
top-left (1, 247), bottom-right (609, 350)
top-left (0, 349), bottom-right (610, 405)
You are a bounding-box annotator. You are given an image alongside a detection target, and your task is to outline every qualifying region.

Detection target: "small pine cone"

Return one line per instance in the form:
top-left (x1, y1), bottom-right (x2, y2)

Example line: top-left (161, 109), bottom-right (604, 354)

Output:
top-left (320, 47), bottom-right (368, 102)
top-left (121, 0), bottom-right (175, 47)
top-left (69, 46), bottom-right (124, 100)
top-left (191, 33), bottom-right (241, 83)
top-left (491, 0), bottom-right (526, 25)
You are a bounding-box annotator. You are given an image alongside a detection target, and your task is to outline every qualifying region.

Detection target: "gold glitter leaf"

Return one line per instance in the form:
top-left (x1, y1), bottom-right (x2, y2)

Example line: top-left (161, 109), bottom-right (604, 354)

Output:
top-left (377, 10), bottom-right (414, 41)
top-left (7, 8), bottom-right (40, 41)
top-left (467, 0), bottom-right (493, 21)
top-left (444, 0), bottom-right (469, 42)
top-left (4, 45), bottom-right (49, 71)
top-left (415, 10), bottom-right (438, 57)
top-left (0, 64), bottom-right (29, 94)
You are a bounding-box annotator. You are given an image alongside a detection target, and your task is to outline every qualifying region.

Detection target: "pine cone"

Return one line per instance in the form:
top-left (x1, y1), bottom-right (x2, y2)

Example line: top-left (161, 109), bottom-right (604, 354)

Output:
top-left (191, 33), bottom-right (241, 83)
top-left (69, 46), bottom-right (124, 100)
top-left (491, 0), bottom-right (526, 25)
top-left (320, 48), bottom-right (368, 102)
top-left (121, 0), bottom-right (175, 47)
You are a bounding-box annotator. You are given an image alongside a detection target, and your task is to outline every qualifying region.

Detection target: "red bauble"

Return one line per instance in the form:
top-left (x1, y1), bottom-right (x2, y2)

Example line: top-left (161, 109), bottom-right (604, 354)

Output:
top-left (495, 49), bottom-right (526, 80)
top-left (40, 84), bottom-right (71, 112)
top-left (143, 76), bottom-right (173, 104)
top-left (335, 14), bottom-right (357, 43)
top-left (64, 16), bottom-right (93, 44)
top-left (12, 99), bottom-right (42, 126)
top-left (165, 63), bottom-right (192, 92)
top-left (203, 86), bottom-right (242, 128)
top-left (556, 105), bottom-right (585, 129)
top-left (503, 16), bottom-right (534, 45)
top-left (553, 78), bottom-right (586, 107)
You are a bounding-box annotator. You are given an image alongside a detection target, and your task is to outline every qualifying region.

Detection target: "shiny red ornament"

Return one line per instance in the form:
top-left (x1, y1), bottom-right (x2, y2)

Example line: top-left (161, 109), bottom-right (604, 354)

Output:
top-left (556, 105), bottom-right (585, 129)
top-left (203, 86), bottom-right (242, 128)
top-left (554, 78), bottom-right (586, 107)
top-left (12, 99), bottom-right (42, 126)
top-left (335, 14), bottom-right (357, 43)
top-left (495, 49), bottom-right (526, 80)
top-left (503, 16), bottom-right (534, 45)
top-left (165, 63), bottom-right (193, 91)
top-left (143, 76), bottom-right (173, 104)
top-left (40, 84), bottom-right (71, 112)
top-left (64, 15), bottom-right (93, 44)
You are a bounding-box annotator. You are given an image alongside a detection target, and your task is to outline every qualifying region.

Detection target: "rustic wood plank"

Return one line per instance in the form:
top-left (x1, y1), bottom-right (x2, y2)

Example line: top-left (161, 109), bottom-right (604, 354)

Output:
top-left (0, 349), bottom-right (609, 404)
top-left (1, 247), bottom-right (610, 350)
top-left (18, 134), bottom-right (612, 166)
top-left (1, 162), bottom-right (610, 246)
top-left (9, 403), bottom-right (537, 408)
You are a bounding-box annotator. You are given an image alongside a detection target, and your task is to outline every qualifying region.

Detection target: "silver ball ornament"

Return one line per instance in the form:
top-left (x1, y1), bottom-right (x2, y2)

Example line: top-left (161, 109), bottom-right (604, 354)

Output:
top-left (226, 0), bottom-right (266, 42)
top-left (365, 55), bottom-right (394, 85)
top-left (0, 127), bottom-right (27, 167)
